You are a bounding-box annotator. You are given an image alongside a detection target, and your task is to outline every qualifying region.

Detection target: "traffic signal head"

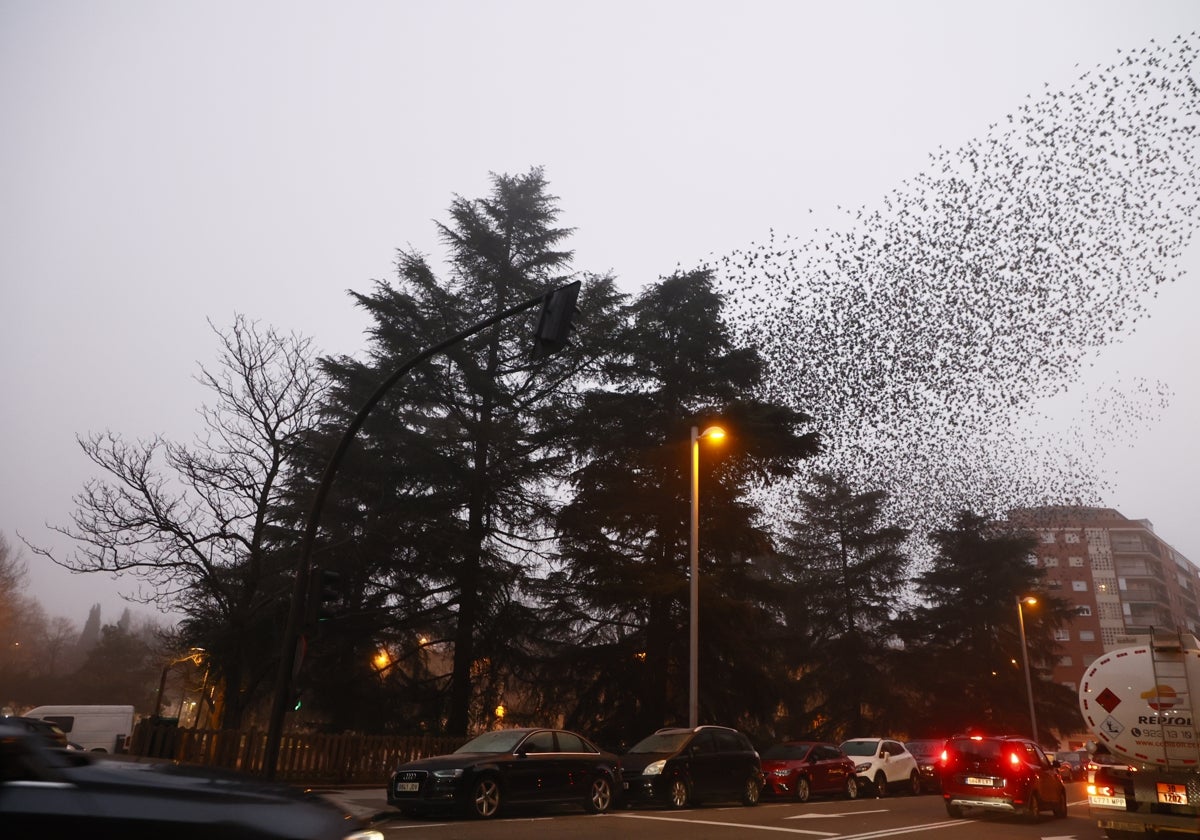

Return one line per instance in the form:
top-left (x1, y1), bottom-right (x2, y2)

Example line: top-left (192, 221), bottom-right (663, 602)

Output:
top-left (315, 569), bottom-right (342, 622)
top-left (531, 280), bottom-right (581, 359)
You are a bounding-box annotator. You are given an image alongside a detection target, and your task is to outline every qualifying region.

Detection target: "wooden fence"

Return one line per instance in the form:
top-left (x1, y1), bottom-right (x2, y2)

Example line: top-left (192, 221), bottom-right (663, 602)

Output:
top-left (130, 719), bottom-right (464, 785)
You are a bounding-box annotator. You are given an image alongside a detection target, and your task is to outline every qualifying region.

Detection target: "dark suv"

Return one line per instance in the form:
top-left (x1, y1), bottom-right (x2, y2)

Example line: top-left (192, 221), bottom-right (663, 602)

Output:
top-left (939, 735), bottom-right (1067, 821)
top-left (621, 725), bottom-right (763, 809)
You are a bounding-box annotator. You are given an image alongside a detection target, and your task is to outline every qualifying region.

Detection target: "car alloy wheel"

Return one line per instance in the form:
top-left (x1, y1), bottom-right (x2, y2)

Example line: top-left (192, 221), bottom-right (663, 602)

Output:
top-left (795, 776), bottom-right (810, 802)
top-left (669, 777), bottom-right (689, 809)
top-left (874, 771), bottom-right (889, 797)
top-left (586, 776), bottom-right (613, 814)
top-left (845, 776), bottom-right (860, 799)
top-left (470, 776), bottom-right (502, 819)
top-left (741, 774), bottom-right (761, 806)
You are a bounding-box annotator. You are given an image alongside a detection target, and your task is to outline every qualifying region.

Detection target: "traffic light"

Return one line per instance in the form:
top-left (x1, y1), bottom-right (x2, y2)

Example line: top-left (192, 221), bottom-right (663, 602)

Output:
top-left (315, 569), bottom-right (342, 622)
top-left (531, 280), bottom-right (581, 359)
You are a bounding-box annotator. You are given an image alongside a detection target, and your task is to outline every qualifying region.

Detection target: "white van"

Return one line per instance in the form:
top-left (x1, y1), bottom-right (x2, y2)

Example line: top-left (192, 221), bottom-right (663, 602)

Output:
top-left (23, 704), bottom-right (135, 752)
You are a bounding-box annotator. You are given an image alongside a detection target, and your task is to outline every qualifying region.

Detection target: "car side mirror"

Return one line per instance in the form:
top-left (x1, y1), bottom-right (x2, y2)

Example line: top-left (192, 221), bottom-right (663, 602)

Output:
top-left (880, 751), bottom-right (889, 760)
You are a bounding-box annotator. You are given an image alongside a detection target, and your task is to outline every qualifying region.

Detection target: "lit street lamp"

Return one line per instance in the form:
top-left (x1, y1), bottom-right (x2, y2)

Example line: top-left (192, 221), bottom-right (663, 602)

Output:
top-left (689, 424), bottom-right (725, 729)
top-left (1016, 596), bottom-right (1038, 742)
top-left (153, 647), bottom-right (206, 720)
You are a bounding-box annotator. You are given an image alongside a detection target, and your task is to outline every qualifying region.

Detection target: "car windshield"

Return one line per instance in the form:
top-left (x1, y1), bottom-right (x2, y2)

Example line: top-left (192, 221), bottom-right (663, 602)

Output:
top-left (627, 731), bottom-right (691, 754)
top-left (454, 730), bottom-right (530, 754)
top-left (763, 743), bottom-right (811, 760)
top-left (841, 740), bottom-right (879, 757)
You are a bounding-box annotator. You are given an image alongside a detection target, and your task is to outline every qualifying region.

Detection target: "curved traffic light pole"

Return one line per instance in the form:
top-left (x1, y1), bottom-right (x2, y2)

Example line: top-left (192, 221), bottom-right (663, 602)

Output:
top-left (263, 282), bottom-right (579, 779)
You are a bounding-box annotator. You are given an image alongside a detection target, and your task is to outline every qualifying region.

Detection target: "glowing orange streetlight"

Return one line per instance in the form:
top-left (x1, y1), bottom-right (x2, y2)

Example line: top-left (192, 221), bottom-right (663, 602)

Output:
top-left (689, 424), bottom-right (725, 728)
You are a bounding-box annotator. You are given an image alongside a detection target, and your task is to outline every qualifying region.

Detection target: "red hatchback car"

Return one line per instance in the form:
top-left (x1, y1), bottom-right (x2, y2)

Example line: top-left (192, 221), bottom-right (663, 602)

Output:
top-left (939, 735), bottom-right (1067, 821)
top-left (761, 741), bottom-right (861, 801)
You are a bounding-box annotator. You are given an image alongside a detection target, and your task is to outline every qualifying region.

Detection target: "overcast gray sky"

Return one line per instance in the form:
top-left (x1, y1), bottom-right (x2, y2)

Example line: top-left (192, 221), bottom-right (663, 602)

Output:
top-left (3, 1), bottom-right (1198, 628)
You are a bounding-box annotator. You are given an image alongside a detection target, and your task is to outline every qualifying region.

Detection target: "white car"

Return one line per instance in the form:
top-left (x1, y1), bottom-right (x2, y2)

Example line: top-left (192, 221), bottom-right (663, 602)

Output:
top-left (839, 738), bottom-right (921, 796)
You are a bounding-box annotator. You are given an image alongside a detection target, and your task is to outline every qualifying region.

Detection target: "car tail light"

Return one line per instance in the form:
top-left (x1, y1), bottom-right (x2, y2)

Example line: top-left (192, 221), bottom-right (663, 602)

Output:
top-left (1008, 751), bottom-right (1022, 767)
top-left (1089, 783), bottom-right (1117, 796)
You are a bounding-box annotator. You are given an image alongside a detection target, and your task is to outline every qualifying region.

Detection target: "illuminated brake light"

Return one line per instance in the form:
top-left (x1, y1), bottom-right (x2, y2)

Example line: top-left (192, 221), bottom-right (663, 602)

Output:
top-left (1008, 752), bottom-right (1021, 766)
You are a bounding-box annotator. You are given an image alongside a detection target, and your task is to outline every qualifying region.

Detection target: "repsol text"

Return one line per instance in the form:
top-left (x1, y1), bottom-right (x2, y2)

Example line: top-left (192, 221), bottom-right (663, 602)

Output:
top-left (1137, 715), bottom-right (1193, 726)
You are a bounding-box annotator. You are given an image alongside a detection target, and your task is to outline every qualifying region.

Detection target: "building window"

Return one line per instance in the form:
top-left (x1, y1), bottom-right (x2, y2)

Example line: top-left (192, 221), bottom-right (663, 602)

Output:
top-left (1061, 681), bottom-right (1077, 693)
top-left (1058, 655), bottom-right (1073, 667)
top-left (1079, 630), bottom-right (1096, 642)
top-left (1069, 556), bottom-right (1084, 567)
top-left (1043, 557), bottom-right (1059, 568)
top-left (1046, 579), bottom-right (1062, 590)
top-left (1041, 532), bottom-right (1056, 544)
top-left (1072, 580), bottom-right (1088, 592)
top-left (1111, 532), bottom-right (1145, 552)
top-left (1054, 628), bottom-right (1070, 641)
top-left (1065, 533), bottom-right (1081, 544)
top-left (1076, 605), bottom-right (1093, 617)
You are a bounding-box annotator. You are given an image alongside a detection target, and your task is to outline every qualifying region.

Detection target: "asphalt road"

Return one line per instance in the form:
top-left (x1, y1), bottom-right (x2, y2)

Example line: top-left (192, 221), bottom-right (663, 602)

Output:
top-left (320, 781), bottom-right (1107, 840)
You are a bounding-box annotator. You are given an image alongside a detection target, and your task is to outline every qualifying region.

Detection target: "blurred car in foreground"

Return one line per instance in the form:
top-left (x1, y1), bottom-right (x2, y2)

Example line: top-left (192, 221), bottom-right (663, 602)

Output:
top-left (904, 739), bottom-right (944, 792)
top-left (1, 715), bottom-right (70, 749)
top-left (621, 725), bottom-right (763, 809)
top-left (0, 722), bottom-right (381, 839)
top-left (939, 734), bottom-right (1066, 821)
top-left (760, 741), bottom-right (860, 801)
top-left (386, 727), bottom-right (619, 818)
top-left (840, 737), bottom-right (921, 796)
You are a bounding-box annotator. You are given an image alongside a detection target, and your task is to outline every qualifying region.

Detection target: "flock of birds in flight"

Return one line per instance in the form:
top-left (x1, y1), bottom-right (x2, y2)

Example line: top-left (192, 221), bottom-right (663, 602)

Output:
top-left (711, 34), bottom-right (1198, 538)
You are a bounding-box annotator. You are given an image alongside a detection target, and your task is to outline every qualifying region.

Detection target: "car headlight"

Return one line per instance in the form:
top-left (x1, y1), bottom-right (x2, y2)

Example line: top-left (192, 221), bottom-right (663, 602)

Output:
top-left (772, 768), bottom-right (791, 777)
top-left (643, 760), bottom-right (666, 776)
top-left (855, 762), bottom-right (871, 773)
top-left (432, 768), bottom-right (464, 779)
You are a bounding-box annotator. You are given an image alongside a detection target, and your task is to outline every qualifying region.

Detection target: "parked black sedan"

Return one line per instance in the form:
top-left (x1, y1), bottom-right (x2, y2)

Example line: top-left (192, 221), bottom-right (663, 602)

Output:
top-left (386, 727), bottom-right (620, 818)
top-left (0, 722), bottom-right (381, 839)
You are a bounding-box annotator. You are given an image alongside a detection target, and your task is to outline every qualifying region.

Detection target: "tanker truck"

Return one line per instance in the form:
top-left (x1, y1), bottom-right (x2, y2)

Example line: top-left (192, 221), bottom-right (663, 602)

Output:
top-left (1078, 629), bottom-right (1200, 837)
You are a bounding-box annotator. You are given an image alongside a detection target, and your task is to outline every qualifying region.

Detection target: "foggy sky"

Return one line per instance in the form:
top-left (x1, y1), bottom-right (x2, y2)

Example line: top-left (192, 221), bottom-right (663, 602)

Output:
top-left (2, 0), bottom-right (1197, 628)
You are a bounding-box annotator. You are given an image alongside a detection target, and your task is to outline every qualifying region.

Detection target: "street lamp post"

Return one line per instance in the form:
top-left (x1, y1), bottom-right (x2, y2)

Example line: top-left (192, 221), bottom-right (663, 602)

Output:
top-left (1016, 596), bottom-right (1038, 742)
top-left (689, 424), bottom-right (725, 729)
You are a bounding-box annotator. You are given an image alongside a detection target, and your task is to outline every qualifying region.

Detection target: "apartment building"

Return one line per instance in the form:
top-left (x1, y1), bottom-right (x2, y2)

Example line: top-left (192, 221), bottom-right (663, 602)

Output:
top-left (1007, 506), bottom-right (1200, 693)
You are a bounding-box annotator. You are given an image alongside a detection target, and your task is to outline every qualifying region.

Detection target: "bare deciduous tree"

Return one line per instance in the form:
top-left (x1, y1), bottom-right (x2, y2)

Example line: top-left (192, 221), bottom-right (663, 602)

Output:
top-left (30, 315), bottom-right (326, 728)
